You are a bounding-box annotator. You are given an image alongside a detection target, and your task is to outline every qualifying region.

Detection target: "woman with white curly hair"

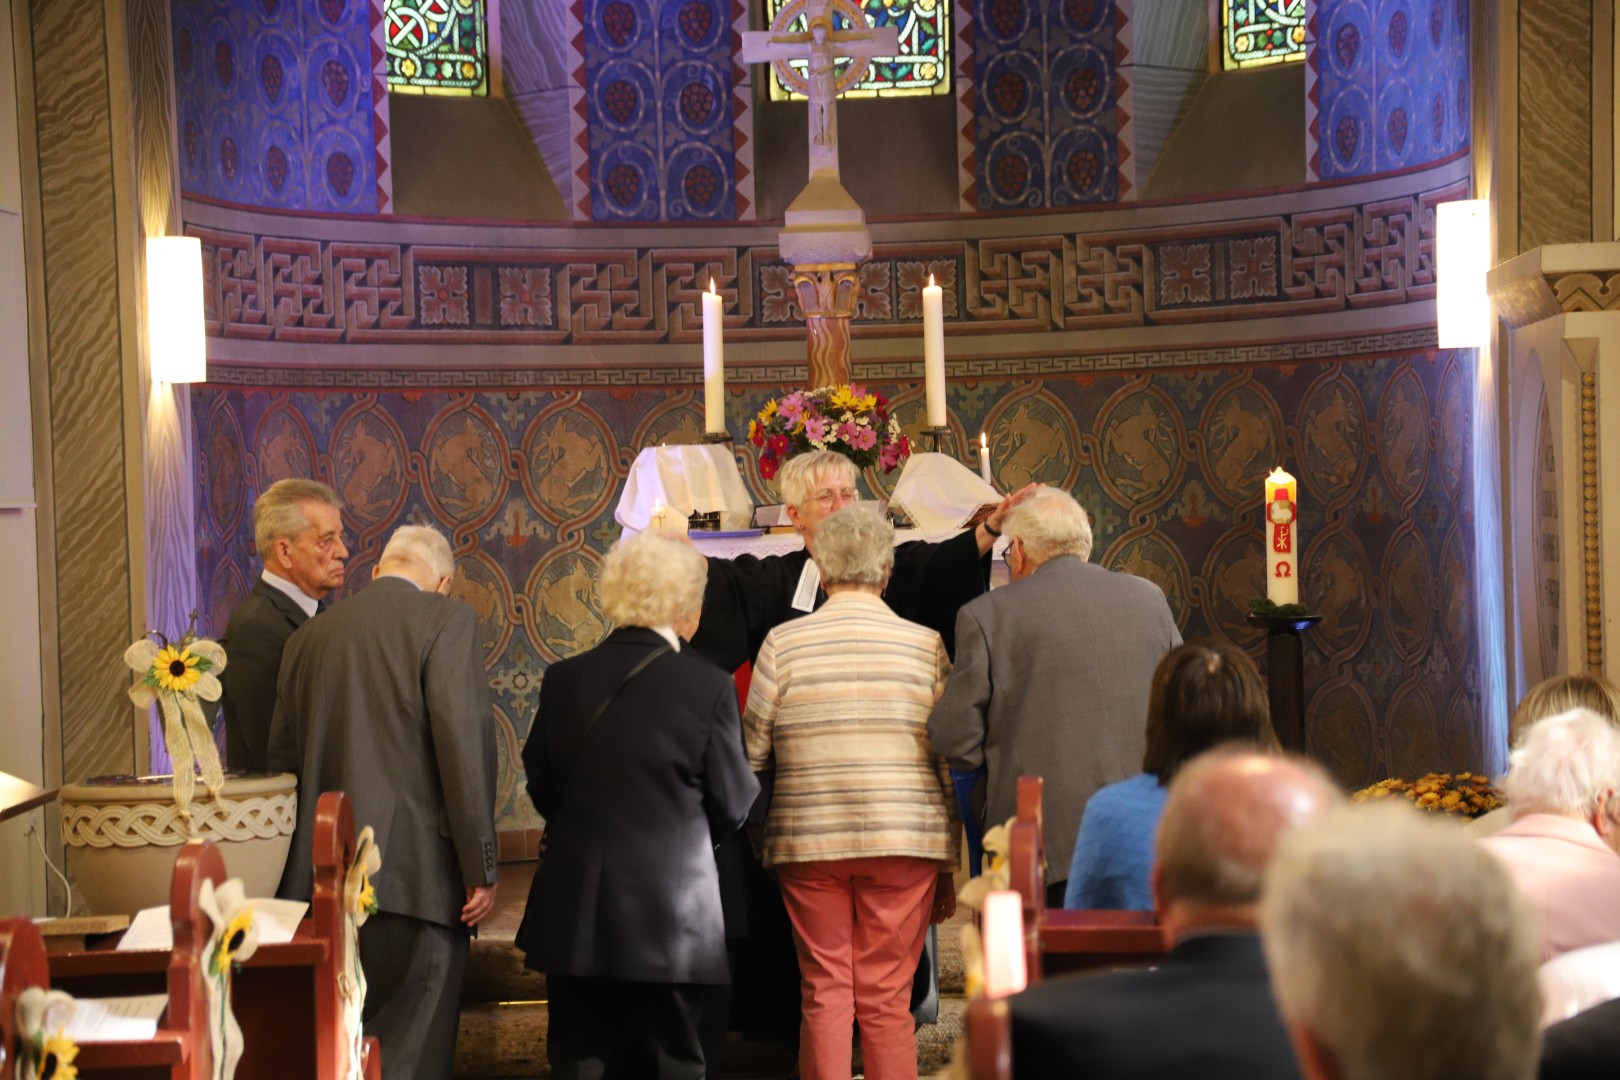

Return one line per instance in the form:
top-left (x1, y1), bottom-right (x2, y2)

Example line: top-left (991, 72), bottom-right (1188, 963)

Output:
top-left (518, 532), bottom-right (760, 1079)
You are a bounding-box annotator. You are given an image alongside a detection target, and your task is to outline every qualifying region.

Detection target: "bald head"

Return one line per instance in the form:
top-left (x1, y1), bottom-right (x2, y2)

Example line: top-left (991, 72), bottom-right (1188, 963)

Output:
top-left (1153, 750), bottom-right (1342, 930)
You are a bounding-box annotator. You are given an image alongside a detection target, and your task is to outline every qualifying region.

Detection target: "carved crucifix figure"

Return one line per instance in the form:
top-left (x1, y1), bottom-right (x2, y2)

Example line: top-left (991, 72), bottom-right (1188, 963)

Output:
top-left (741, 0), bottom-right (899, 184)
top-left (741, 0), bottom-right (898, 388)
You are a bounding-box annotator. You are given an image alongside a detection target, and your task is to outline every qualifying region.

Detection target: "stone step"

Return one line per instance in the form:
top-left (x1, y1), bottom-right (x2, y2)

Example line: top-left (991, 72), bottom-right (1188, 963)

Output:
top-left (453, 993), bottom-right (967, 1078)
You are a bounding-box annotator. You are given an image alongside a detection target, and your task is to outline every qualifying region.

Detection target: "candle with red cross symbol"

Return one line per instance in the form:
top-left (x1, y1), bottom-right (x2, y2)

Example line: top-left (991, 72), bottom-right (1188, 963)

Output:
top-left (1265, 467), bottom-right (1300, 606)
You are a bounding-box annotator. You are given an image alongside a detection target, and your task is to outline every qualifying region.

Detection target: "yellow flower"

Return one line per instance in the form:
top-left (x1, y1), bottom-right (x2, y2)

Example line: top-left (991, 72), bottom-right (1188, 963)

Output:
top-left (211, 907), bottom-right (255, 977)
top-left (39, 1029), bottom-right (79, 1080)
top-left (760, 398), bottom-right (779, 421)
top-left (358, 878), bottom-right (377, 916)
top-left (827, 385), bottom-right (859, 411)
top-left (152, 645), bottom-right (202, 693)
top-left (747, 419), bottom-right (760, 442)
top-left (858, 393), bottom-right (878, 412)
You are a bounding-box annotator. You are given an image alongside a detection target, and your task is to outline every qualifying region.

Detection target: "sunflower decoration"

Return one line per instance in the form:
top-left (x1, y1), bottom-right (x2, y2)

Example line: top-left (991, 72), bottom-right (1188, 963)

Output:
top-left (197, 876), bottom-right (259, 1080)
top-left (14, 988), bottom-right (79, 1080)
top-left (123, 615), bottom-right (228, 819)
top-left (344, 826), bottom-right (383, 925)
top-left (199, 877), bottom-right (260, 979)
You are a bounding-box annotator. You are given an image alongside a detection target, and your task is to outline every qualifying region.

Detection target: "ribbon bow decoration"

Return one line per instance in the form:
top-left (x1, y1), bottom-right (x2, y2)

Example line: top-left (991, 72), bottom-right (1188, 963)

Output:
top-left (123, 628), bottom-right (228, 818)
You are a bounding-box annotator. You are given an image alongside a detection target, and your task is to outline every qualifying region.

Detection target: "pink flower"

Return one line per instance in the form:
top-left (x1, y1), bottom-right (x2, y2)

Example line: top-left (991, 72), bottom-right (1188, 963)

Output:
top-left (803, 415), bottom-right (828, 443)
top-left (849, 425), bottom-right (877, 451)
top-left (880, 441), bottom-right (902, 470)
top-left (836, 421), bottom-right (859, 444)
top-left (778, 394), bottom-right (806, 424)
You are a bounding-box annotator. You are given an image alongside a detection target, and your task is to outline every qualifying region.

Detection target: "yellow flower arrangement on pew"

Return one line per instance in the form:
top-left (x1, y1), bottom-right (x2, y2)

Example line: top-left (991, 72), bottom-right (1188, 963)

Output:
top-left (1351, 772), bottom-right (1504, 818)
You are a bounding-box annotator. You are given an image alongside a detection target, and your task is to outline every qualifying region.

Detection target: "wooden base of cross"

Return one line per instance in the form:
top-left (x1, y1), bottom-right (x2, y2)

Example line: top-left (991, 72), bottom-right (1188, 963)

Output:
top-left (793, 263), bottom-right (861, 388)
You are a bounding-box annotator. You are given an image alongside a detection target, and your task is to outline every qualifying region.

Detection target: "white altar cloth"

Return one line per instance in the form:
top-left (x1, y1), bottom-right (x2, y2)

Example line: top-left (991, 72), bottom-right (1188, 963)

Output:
top-left (616, 444), bottom-right (755, 532)
top-left (889, 452), bottom-right (1000, 531)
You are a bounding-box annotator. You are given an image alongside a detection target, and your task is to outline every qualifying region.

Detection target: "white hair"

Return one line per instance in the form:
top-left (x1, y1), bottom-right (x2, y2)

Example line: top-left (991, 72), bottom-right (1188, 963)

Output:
top-left (1003, 487), bottom-right (1093, 563)
top-left (253, 478), bottom-right (341, 561)
top-left (600, 532), bottom-right (706, 628)
top-left (1500, 707), bottom-right (1620, 817)
top-left (380, 525), bottom-right (454, 582)
top-left (1260, 805), bottom-right (1541, 1080)
top-left (814, 506), bottom-right (894, 587)
top-left (778, 450), bottom-right (857, 510)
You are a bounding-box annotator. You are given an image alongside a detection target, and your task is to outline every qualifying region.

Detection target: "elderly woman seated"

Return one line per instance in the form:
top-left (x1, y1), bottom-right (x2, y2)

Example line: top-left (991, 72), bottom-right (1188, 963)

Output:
top-left (742, 506), bottom-right (959, 1080)
top-left (1064, 643), bottom-right (1278, 910)
top-left (1469, 672), bottom-right (1620, 837)
top-left (1479, 708), bottom-right (1620, 962)
top-left (516, 532), bottom-right (759, 1080)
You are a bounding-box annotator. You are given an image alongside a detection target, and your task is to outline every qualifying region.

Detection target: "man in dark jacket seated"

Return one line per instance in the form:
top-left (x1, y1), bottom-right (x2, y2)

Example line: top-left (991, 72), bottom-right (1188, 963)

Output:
top-left (1010, 749), bottom-right (1341, 1079)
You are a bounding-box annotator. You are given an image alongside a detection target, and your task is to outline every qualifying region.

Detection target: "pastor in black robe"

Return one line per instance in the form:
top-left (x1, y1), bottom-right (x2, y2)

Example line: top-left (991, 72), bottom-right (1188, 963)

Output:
top-left (689, 527), bottom-right (990, 670)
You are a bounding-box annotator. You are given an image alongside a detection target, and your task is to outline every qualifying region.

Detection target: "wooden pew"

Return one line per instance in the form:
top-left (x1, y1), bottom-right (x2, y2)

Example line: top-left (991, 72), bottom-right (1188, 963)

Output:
top-left (50, 793), bottom-right (380, 1080)
top-left (2, 842), bottom-right (218, 1078)
top-left (1009, 776), bottom-right (1168, 981)
top-left (961, 777), bottom-right (1170, 1079)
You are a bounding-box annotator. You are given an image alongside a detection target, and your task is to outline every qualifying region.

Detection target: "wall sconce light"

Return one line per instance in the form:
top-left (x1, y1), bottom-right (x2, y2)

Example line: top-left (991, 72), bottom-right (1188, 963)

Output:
top-left (1436, 199), bottom-right (1490, 348)
top-left (145, 235), bottom-right (206, 383)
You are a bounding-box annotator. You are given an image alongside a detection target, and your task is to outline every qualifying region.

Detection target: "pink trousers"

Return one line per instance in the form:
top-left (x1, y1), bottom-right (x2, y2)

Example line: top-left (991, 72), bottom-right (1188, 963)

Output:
top-left (776, 856), bottom-right (938, 1080)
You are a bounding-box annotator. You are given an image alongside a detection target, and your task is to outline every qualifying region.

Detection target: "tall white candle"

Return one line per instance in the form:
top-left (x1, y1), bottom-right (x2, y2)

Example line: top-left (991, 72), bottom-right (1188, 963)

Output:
top-left (979, 432), bottom-right (993, 485)
top-left (1265, 467), bottom-right (1300, 605)
top-left (703, 279), bottom-right (725, 434)
top-left (981, 890), bottom-right (1028, 999)
top-left (923, 274), bottom-right (946, 428)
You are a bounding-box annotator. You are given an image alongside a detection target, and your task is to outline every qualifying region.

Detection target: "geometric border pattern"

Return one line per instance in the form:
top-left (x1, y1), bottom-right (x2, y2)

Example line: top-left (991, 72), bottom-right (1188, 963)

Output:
top-left (189, 177), bottom-right (1467, 346)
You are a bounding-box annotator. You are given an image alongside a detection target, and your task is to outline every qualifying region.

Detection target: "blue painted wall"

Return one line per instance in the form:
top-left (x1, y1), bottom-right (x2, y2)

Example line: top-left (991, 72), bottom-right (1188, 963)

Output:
top-left (173, 0), bottom-right (381, 213)
top-left (1314, 0), bottom-right (1470, 179)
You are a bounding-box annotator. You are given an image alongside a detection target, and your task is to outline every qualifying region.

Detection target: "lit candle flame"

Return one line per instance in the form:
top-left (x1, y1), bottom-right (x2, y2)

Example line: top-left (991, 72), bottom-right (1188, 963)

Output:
top-left (981, 432), bottom-right (988, 449)
top-left (929, 274), bottom-right (936, 288)
top-left (708, 278), bottom-right (716, 295)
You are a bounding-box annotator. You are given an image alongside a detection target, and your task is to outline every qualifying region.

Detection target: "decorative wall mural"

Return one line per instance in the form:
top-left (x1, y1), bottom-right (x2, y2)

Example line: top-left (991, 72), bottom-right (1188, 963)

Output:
top-left (1311, 0), bottom-right (1470, 179)
top-left (582, 0), bottom-right (741, 220)
top-left (972, 0), bottom-right (1118, 209)
top-left (194, 347), bottom-right (1482, 828)
top-left (172, 0), bottom-right (386, 212)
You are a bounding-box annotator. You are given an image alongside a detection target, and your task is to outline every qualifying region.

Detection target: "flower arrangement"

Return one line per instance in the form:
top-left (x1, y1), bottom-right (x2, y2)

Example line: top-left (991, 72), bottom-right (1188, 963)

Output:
top-left (747, 384), bottom-right (910, 480)
top-left (1352, 772), bottom-right (1504, 818)
top-left (123, 616), bottom-right (228, 818)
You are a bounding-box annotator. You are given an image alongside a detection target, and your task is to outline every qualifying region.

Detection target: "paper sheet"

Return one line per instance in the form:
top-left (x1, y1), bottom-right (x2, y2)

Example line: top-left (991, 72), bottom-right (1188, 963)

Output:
top-left (61, 995), bottom-right (167, 1043)
top-left (117, 898), bottom-right (309, 952)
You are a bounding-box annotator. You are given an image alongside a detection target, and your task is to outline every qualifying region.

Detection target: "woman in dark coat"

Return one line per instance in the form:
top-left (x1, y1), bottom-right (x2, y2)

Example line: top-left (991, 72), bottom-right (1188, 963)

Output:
top-left (517, 532), bottom-right (760, 1080)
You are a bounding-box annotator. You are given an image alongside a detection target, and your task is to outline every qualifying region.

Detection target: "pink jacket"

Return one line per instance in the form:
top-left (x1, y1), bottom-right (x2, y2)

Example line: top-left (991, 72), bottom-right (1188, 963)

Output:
top-left (1481, 813), bottom-right (1620, 962)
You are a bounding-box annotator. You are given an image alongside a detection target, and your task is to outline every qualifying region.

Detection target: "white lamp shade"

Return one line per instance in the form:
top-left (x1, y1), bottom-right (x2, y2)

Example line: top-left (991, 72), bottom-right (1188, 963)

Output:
top-left (146, 236), bottom-right (206, 383)
top-left (1436, 199), bottom-right (1490, 349)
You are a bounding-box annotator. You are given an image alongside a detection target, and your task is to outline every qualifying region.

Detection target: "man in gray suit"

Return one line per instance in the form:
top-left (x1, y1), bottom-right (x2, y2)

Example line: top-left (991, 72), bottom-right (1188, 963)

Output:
top-left (928, 487), bottom-right (1180, 905)
top-left (268, 525), bottom-right (497, 1080)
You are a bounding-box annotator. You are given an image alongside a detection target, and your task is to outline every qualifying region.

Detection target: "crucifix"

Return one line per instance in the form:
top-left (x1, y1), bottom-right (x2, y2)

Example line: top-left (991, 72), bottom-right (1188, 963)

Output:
top-left (741, 0), bottom-right (899, 388)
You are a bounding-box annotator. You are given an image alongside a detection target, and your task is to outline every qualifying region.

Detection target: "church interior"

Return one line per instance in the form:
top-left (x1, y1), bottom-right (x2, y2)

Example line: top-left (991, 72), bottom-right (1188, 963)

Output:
top-left (3, 0), bottom-right (1619, 1075)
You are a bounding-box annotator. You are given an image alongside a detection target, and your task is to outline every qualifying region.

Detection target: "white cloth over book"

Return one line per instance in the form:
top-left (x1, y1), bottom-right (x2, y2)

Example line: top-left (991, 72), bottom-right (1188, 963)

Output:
top-left (617, 445), bottom-right (755, 532)
top-left (889, 452), bottom-right (999, 531)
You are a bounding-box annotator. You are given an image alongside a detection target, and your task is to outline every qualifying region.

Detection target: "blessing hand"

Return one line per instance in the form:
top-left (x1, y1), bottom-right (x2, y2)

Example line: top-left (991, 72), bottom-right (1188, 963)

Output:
top-left (977, 483), bottom-right (1042, 553)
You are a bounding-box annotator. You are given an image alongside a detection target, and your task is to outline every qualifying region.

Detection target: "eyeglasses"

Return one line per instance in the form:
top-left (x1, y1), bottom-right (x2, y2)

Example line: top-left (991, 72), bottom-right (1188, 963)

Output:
top-left (811, 488), bottom-right (859, 509)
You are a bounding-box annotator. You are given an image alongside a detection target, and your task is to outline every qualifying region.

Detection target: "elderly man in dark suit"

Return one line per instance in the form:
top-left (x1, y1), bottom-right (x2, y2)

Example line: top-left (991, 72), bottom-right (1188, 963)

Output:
top-left (519, 531), bottom-right (758, 1080)
top-left (267, 524), bottom-right (497, 1080)
top-left (217, 478), bottom-right (348, 772)
top-left (1010, 749), bottom-right (1341, 1079)
top-left (928, 486), bottom-right (1181, 904)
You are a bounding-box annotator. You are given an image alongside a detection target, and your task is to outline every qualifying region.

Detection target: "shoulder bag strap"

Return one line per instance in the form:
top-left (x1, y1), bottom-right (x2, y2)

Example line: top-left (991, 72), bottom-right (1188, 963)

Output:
top-left (558, 643), bottom-right (672, 792)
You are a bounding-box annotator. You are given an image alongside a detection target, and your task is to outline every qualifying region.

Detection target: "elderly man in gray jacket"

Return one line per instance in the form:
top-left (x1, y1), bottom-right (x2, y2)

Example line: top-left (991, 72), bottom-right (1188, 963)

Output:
top-left (268, 524), bottom-right (497, 1080)
top-left (928, 487), bottom-right (1180, 905)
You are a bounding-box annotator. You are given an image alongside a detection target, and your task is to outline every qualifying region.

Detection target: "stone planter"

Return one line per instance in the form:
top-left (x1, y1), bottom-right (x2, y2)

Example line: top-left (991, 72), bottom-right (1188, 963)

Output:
top-left (60, 772), bottom-right (297, 917)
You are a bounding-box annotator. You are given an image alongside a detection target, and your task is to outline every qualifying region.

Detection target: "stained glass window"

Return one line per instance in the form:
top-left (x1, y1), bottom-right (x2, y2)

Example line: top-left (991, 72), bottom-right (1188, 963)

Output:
top-left (1222, 0), bottom-right (1307, 70)
top-left (385, 0), bottom-right (489, 95)
top-left (764, 0), bottom-right (950, 101)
